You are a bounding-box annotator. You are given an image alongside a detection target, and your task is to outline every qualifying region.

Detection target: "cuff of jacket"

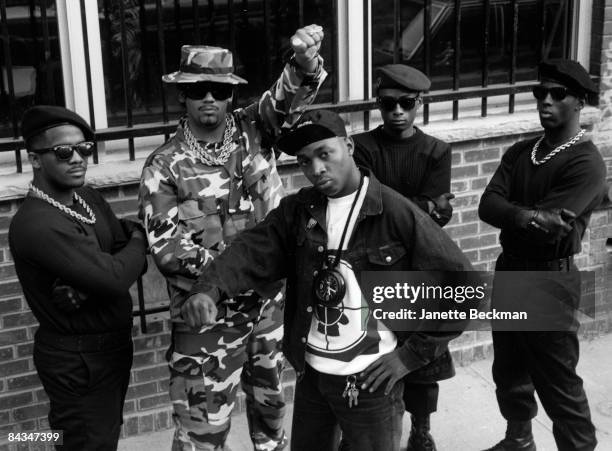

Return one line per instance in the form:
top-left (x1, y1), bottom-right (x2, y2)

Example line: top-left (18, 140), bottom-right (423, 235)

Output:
top-left (511, 205), bottom-right (532, 229)
top-left (290, 54), bottom-right (325, 83)
top-left (188, 281), bottom-right (223, 306)
top-left (396, 339), bottom-right (434, 373)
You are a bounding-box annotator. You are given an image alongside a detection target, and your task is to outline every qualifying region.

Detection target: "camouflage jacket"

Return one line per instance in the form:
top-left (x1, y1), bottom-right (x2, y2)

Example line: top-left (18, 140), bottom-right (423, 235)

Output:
top-left (139, 57), bottom-right (327, 330)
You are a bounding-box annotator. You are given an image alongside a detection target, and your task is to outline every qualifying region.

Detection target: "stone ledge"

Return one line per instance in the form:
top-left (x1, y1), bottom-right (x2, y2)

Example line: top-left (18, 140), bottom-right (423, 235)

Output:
top-left (0, 107), bottom-right (602, 202)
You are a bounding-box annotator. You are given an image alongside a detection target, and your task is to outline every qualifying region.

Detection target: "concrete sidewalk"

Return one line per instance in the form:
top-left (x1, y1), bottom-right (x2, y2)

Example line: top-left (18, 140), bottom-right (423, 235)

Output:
top-left (119, 333), bottom-right (612, 451)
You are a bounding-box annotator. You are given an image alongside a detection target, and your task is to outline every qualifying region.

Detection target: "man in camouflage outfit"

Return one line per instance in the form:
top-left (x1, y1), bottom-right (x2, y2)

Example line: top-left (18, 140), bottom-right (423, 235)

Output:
top-left (138, 27), bottom-right (326, 450)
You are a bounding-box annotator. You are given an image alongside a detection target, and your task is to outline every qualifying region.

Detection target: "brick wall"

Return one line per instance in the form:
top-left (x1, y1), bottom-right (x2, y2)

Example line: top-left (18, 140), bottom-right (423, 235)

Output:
top-left (1, 129), bottom-right (611, 449)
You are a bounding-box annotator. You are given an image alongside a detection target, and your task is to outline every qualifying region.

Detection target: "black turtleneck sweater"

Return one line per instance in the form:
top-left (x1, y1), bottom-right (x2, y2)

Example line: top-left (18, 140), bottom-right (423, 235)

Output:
top-left (352, 126), bottom-right (452, 213)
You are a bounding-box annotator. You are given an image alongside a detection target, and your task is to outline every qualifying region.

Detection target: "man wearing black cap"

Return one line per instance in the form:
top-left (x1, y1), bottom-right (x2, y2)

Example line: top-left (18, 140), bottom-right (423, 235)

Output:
top-left (181, 109), bottom-right (472, 451)
top-left (9, 105), bottom-right (147, 450)
top-left (139, 26), bottom-right (326, 451)
top-left (479, 59), bottom-right (606, 451)
top-left (351, 64), bottom-right (454, 451)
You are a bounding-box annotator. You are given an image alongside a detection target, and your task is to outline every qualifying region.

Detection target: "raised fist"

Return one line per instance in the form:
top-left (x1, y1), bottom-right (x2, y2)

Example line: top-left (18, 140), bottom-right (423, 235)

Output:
top-left (291, 24), bottom-right (324, 67)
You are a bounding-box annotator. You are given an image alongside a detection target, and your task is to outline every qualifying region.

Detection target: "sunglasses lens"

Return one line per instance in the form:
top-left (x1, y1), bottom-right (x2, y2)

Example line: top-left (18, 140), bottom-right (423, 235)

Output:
top-left (398, 96), bottom-right (417, 110)
top-left (532, 86), bottom-right (546, 100)
top-left (76, 142), bottom-right (95, 157)
top-left (549, 87), bottom-right (568, 101)
top-left (378, 97), bottom-right (398, 111)
top-left (211, 85), bottom-right (233, 100)
top-left (53, 145), bottom-right (74, 160)
top-left (184, 85), bottom-right (206, 99)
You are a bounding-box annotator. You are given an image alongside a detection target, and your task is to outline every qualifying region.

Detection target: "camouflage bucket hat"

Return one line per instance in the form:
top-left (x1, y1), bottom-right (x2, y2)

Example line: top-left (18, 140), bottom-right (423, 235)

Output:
top-left (162, 45), bottom-right (248, 84)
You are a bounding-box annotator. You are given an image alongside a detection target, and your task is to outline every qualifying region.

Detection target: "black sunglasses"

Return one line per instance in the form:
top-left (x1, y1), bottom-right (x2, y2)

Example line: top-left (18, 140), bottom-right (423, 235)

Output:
top-left (378, 95), bottom-right (419, 111)
top-left (532, 86), bottom-right (578, 102)
top-left (182, 82), bottom-right (234, 101)
top-left (32, 141), bottom-right (95, 161)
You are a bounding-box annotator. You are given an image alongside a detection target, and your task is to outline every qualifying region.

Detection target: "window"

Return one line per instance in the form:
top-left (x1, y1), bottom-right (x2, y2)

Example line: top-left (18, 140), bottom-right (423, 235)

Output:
top-left (96, 0), bottom-right (337, 127)
top-left (371, 0), bottom-right (573, 91)
top-left (0, 0), bottom-right (64, 139)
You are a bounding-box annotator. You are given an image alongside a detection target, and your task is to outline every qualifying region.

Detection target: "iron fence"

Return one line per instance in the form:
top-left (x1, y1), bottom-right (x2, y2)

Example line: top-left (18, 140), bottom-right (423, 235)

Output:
top-left (0, 0), bottom-right (578, 172)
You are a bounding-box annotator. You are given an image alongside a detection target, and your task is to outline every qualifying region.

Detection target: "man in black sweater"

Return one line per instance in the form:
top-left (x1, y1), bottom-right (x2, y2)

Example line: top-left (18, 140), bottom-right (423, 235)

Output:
top-left (479, 60), bottom-right (606, 451)
top-left (9, 106), bottom-right (147, 450)
top-left (353, 65), bottom-right (454, 227)
top-left (351, 65), bottom-right (454, 451)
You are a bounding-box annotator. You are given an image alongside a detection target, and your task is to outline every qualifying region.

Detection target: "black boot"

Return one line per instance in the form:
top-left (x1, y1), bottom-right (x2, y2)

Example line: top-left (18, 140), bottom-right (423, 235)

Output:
top-left (483, 421), bottom-right (536, 451)
top-left (406, 414), bottom-right (437, 451)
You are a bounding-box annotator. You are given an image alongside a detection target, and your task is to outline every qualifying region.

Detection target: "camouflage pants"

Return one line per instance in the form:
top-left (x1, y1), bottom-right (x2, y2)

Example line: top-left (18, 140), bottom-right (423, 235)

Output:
top-left (169, 293), bottom-right (286, 451)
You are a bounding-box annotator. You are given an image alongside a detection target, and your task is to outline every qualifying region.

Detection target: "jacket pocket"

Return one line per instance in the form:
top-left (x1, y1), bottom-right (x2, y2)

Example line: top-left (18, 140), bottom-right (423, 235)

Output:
top-left (178, 198), bottom-right (222, 247)
top-left (367, 242), bottom-right (407, 266)
top-left (178, 199), bottom-right (207, 222)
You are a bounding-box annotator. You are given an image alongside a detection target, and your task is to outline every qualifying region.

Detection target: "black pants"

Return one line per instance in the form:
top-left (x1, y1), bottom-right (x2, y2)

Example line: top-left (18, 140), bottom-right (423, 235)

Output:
top-left (292, 365), bottom-right (404, 451)
top-left (337, 380), bottom-right (440, 450)
top-left (403, 381), bottom-right (439, 417)
top-left (492, 330), bottom-right (596, 451)
top-left (33, 338), bottom-right (133, 451)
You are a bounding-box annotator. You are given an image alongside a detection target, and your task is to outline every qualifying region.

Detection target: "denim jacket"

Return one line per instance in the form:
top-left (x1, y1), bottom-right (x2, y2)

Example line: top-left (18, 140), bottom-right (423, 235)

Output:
top-left (191, 171), bottom-right (473, 382)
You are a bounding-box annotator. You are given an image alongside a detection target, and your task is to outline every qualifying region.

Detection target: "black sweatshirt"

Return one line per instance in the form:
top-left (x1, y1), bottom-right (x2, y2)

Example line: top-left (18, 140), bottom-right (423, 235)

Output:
top-left (352, 126), bottom-right (452, 213)
top-left (479, 138), bottom-right (607, 260)
top-left (9, 186), bottom-right (147, 335)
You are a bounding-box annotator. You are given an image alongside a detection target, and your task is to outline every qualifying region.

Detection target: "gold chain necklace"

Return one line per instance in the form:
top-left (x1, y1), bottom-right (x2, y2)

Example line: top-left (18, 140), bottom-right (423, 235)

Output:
top-left (182, 115), bottom-right (237, 166)
top-left (531, 129), bottom-right (585, 166)
top-left (28, 183), bottom-right (96, 225)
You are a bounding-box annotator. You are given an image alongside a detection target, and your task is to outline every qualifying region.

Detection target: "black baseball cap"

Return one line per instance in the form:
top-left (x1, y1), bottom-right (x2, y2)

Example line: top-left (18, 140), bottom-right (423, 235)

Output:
top-left (276, 110), bottom-right (347, 155)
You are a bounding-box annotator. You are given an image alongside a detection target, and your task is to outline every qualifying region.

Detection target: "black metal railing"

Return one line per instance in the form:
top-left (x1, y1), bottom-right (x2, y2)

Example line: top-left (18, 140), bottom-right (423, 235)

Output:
top-left (0, 79), bottom-right (540, 153)
top-left (133, 273), bottom-right (168, 334)
top-left (1, 0), bottom-right (579, 173)
top-left (378, 0), bottom-right (574, 122)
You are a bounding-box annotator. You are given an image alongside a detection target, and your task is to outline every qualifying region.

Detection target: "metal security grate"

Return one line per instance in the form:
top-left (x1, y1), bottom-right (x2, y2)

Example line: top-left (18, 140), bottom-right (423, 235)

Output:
top-left (0, 0), bottom-right (580, 173)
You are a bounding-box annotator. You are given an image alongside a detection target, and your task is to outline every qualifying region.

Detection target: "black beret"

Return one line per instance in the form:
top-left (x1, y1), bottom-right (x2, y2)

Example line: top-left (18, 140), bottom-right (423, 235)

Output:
top-left (376, 64), bottom-right (431, 93)
top-left (21, 105), bottom-right (95, 143)
top-left (539, 59), bottom-right (598, 97)
top-left (276, 110), bottom-right (347, 155)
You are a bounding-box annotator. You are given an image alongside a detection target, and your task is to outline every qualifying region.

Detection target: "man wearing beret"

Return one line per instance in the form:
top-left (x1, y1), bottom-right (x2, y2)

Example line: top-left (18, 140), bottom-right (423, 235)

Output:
top-left (479, 59), bottom-right (606, 451)
top-left (181, 109), bottom-right (472, 451)
top-left (138, 26), bottom-right (326, 450)
top-left (353, 64), bottom-right (454, 228)
top-left (9, 106), bottom-right (147, 450)
top-left (351, 64), bottom-right (454, 451)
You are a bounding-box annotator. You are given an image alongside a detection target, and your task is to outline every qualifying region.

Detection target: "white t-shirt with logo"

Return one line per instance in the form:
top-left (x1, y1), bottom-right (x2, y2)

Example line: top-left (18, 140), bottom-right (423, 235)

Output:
top-left (305, 177), bottom-right (397, 375)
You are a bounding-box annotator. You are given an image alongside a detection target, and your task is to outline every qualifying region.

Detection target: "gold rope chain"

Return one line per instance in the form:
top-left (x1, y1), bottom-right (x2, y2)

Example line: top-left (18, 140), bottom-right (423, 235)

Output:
top-left (531, 128), bottom-right (586, 166)
top-left (183, 115), bottom-right (237, 166)
top-left (28, 183), bottom-right (96, 225)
